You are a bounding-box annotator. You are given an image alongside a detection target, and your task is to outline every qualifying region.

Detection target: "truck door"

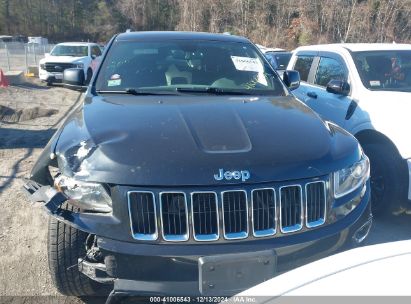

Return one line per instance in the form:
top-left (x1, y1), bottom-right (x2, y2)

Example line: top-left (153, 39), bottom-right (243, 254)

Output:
top-left (301, 53), bottom-right (352, 128)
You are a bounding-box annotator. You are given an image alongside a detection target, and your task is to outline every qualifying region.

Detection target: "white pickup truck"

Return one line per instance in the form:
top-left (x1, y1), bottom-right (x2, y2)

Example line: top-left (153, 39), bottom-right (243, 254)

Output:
top-left (39, 42), bottom-right (102, 85)
top-left (288, 43), bottom-right (411, 214)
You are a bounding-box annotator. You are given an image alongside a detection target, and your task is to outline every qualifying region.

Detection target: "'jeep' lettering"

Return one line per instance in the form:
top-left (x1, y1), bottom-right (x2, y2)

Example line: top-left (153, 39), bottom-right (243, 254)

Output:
top-left (214, 169), bottom-right (250, 182)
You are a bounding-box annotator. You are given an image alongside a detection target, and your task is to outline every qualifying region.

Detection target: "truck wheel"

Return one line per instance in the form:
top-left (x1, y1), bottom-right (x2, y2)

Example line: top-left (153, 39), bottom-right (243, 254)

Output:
top-left (362, 143), bottom-right (403, 215)
top-left (47, 204), bottom-right (102, 296)
top-left (85, 69), bottom-right (93, 85)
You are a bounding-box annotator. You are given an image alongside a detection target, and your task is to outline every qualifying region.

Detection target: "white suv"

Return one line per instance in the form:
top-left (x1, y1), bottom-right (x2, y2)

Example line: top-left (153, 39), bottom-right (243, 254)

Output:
top-left (39, 42), bottom-right (102, 85)
top-left (288, 43), bottom-right (411, 214)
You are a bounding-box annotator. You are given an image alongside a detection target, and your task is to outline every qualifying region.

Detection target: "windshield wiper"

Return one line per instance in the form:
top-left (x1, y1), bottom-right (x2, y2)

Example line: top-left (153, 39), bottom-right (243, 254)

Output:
top-left (175, 87), bottom-right (254, 95)
top-left (96, 88), bottom-right (177, 95)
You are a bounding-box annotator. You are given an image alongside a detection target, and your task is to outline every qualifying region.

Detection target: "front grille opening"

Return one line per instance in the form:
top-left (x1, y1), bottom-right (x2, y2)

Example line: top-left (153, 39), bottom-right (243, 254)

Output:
top-left (252, 189), bottom-right (276, 237)
top-left (191, 192), bottom-right (219, 241)
top-left (306, 182), bottom-right (326, 227)
top-left (222, 191), bottom-right (248, 239)
top-left (128, 192), bottom-right (157, 240)
top-left (160, 192), bottom-right (189, 241)
top-left (280, 185), bottom-right (303, 233)
top-left (44, 62), bottom-right (74, 72)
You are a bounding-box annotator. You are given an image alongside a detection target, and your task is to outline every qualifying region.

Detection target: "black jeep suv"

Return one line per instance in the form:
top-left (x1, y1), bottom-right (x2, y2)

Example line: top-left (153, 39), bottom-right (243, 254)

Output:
top-left (24, 32), bottom-right (372, 298)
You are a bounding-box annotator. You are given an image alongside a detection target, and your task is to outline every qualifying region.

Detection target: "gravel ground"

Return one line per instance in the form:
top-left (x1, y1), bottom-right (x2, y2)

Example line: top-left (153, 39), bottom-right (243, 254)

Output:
top-left (0, 78), bottom-right (83, 301)
top-left (0, 78), bottom-right (410, 301)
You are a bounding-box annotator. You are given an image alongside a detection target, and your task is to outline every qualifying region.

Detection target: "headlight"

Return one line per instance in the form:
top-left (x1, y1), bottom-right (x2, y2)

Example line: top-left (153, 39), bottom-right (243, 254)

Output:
top-left (334, 154), bottom-right (370, 198)
top-left (40, 64), bottom-right (45, 69)
top-left (75, 63), bottom-right (84, 68)
top-left (54, 175), bottom-right (112, 213)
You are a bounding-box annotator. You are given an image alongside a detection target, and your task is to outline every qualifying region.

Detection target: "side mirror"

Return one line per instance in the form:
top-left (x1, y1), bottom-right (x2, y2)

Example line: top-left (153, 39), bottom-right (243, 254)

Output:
top-left (45, 53), bottom-right (50, 57)
top-left (326, 80), bottom-right (350, 96)
top-left (91, 54), bottom-right (97, 59)
top-left (63, 68), bottom-right (87, 92)
top-left (283, 70), bottom-right (300, 91)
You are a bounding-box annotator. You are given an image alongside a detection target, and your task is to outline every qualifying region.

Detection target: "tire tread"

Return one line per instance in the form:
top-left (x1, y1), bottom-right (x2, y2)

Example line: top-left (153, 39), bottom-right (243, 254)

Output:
top-left (47, 204), bottom-right (99, 296)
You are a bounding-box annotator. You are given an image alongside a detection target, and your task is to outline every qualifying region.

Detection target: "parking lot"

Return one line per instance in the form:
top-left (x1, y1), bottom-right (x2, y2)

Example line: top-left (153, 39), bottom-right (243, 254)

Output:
top-left (0, 42), bottom-right (53, 72)
top-left (1, 77), bottom-right (411, 298)
top-left (0, 79), bottom-right (82, 296)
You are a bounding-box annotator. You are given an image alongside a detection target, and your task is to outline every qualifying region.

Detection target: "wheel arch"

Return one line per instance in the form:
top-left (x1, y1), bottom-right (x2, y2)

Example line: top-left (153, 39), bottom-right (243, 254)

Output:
top-left (355, 129), bottom-right (409, 202)
top-left (354, 129), bottom-right (401, 157)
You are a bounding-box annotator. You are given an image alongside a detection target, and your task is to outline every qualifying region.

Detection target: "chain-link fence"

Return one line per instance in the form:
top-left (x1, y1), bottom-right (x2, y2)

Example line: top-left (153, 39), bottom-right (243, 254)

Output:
top-left (0, 42), bottom-right (55, 72)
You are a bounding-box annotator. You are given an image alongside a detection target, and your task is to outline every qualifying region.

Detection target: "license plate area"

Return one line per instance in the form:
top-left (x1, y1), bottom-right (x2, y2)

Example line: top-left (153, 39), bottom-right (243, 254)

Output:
top-left (199, 250), bottom-right (276, 295)
top-left (53, 73), bottom-right (63, 79)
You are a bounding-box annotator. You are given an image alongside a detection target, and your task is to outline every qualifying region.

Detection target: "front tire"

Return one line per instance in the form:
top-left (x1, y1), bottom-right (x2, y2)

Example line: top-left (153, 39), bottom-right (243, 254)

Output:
top-left (47, 205), bottom-right (102, 296)
top-left (362, 143), bottom-right (404, 215)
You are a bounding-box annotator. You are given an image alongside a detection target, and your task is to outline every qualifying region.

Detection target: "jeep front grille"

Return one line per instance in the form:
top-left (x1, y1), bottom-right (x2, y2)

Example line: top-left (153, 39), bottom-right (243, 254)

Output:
top-left (127, 179), bottom-right (328, 242)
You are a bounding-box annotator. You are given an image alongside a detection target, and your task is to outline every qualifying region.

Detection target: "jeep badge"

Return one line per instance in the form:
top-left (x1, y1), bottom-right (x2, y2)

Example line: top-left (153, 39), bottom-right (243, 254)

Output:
top-left (214, 169), bottom-right (250, 182)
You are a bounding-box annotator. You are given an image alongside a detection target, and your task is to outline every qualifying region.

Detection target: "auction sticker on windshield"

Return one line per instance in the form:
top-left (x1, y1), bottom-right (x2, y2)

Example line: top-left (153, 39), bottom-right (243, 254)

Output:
top-left (231, 56), bottom-right (262, 72)
top-left (108, 74), bottom-right (122, 86)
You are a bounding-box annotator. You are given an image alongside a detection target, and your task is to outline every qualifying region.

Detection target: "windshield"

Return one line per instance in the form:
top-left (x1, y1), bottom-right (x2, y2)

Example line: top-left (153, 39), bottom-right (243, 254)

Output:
top-left (51, 45), bottom-right (88, 57)
top-left (265, 52), bottom-right (292, 70)
top-left (352, 50), bottom-right (411, 92)
top-left (95, 40), bottom-right (286, 96)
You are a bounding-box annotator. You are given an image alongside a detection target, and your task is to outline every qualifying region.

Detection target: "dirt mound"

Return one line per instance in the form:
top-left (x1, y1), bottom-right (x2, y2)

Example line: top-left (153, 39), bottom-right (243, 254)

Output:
top-left (0, 105), bottom-right (58, 123)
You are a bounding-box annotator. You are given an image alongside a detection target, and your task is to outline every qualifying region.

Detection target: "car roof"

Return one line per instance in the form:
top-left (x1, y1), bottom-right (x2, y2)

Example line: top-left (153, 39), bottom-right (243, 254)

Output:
top-left (256, 44), bottom-right (286, 53)
top-left (57, 42), bottom-right (97, 46)
top-left (115, 31), bottom-right (250, 43)
top-left (295, 43), bottom-right (411, 53)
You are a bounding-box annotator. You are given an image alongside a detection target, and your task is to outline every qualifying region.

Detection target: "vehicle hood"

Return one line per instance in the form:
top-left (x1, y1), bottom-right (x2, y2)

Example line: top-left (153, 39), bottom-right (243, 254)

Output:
top-left (238, 240), bottom-right (411, 296)
top-left (50, 94), bottom-right (360, 186)
top-left (361, 90), bottom-right (411, 158)
top-left (39, 55), bottom-right (87, 64)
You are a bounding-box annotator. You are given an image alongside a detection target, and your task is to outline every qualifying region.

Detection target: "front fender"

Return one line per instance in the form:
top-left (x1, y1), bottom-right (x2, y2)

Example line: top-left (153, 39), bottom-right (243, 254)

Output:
top-left (352, 122), bottom-right (410, 160)
top-left (29, 128), bottom-right (63, 185)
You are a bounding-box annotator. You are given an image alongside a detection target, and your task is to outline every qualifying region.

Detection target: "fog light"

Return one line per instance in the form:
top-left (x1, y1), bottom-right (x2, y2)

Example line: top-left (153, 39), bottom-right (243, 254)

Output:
top-left (352, 216), bottom-right (373, 244)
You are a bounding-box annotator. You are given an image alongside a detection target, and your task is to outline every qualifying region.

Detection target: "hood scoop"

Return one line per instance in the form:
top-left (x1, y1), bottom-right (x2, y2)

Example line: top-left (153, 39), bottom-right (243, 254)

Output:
top-left (181, 106), bottom-right (252, 153)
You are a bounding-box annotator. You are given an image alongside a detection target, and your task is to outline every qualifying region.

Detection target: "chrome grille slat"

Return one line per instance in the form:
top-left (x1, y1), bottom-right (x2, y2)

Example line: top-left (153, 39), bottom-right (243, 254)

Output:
top-left (191, 192), bottom-right (219, 241)
top-left (306, 181), bottom-right (326, 228)
top-left (280, 185), bottom-right (303, 233)
top-left (127, 191), bottom-right (158, 241)
top-left (251, 188), bottom-right (276, 237)
top-left (222, 190), bottom-right (248, 240)
top-left (160, 192), bottom-right (189, 242)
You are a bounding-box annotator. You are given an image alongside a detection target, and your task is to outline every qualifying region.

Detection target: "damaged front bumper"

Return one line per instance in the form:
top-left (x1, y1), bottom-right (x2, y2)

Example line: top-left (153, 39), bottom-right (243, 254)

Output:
top-left (23, 179), bottom-right (372, 297)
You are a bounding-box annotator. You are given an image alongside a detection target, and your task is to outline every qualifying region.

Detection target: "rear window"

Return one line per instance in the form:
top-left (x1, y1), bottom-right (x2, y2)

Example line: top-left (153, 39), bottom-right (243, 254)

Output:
top-left (293, 55), bottom-right (314, 82)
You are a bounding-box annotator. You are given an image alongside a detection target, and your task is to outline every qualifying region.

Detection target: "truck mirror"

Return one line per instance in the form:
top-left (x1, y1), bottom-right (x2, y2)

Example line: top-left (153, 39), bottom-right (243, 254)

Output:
top-left (63, 68), bottom-right (87, 92)
top-left (326, 80), bottom-right (350, 96)
top-left (283, 70), bottom-right (300, 91)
